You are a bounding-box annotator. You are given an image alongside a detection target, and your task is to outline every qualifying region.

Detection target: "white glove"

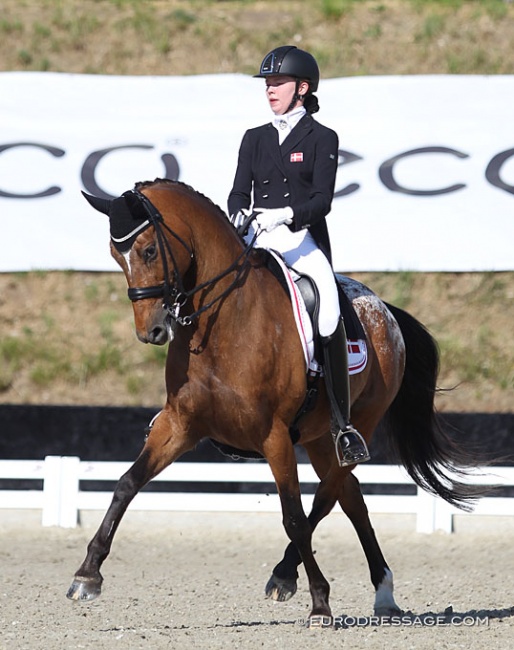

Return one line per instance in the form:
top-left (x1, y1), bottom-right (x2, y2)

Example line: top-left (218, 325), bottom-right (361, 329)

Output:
top-left (229, 208), bottom-right (252, 230)
top-left (255, 207), bottom-right (293, 232)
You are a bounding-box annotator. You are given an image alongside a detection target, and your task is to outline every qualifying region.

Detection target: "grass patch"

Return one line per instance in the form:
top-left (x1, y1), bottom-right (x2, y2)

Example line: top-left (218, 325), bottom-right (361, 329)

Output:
top-left (0, 338), bottom-right (23, 392)
top-left (439, 327), bottom-right (513, 389)
top-left (126, 374), bottom-right (145, 395)
top-left (319, 0), bottom-right (356, 19)
top-left (17, 49), bottom-right (33, 65)
top-left (390, 271), bottom-right (415, 309)
top-left (3, 0), bottom-right (514, 76)
top-left (98, 310), bottom-right (121, 342)
top-left (80, 344), bottom-right (125, 378)
top-left (0, 18), bottom-right (23, 34)
top-left (415, 12), bottom-right (446, 41)
top-left (144, 344), bottom-right (168, 366)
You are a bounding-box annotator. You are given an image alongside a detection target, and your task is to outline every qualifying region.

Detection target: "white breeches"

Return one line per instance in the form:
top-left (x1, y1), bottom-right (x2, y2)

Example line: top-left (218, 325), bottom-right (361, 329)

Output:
top-left (245, 223), bottom-right (340, 337)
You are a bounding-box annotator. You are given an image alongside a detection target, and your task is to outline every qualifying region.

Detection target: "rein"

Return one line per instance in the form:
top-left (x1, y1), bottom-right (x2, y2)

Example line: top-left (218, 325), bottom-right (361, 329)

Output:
top-left (127, 190), bottom-right (258, 327)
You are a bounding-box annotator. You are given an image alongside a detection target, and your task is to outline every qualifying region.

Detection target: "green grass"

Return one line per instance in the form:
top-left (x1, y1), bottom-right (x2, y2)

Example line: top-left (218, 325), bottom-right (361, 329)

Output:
top-left (416, 13), bottom-right (446, 41)
top-left (439, 327), bottom-right (513, 389)
top-left (98, 310), bottom-right (121, 342)
top-left (0, 18), bottom-right (23, 34)
top-left (319, 0), bottom-right (357, 19)
top-left (3, 0), bottom-right (514, 76)
top-left (390, 271), bottom-right (415, 309)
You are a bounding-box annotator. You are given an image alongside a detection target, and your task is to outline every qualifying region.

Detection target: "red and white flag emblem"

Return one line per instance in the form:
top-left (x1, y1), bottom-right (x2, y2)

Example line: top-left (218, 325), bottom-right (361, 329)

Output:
top-left (290, 152), bottom-right (303, 163)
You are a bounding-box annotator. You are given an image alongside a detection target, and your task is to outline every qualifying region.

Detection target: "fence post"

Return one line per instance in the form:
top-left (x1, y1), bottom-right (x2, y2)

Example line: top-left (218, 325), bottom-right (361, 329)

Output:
top-left (42, 456), bottom-right (62, 527)
top-left (41, 456), bottom-right (80, 527)
top-left (416, 487), bottom-right (436, 533)
top-left (434, 498), bottom-right (454, 534)
top-left (59, 456), bottom-right (80, 528)
top-left (416, 487), bottom-right (455, 533)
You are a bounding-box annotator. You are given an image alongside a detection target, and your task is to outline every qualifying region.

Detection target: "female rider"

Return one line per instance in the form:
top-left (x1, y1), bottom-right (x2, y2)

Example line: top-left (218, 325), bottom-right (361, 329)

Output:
top-left (228, 45), bottom-right (369, 466)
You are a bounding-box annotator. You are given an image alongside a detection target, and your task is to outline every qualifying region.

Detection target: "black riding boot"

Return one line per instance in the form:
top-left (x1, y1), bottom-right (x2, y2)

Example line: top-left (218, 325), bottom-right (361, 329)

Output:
top-left (321, 319), bottom-right (370, 467)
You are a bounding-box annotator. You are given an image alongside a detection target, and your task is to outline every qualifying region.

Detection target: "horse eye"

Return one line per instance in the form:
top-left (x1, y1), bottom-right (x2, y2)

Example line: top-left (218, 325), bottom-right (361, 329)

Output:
top-left (143, 244), bottom-right (157, 263)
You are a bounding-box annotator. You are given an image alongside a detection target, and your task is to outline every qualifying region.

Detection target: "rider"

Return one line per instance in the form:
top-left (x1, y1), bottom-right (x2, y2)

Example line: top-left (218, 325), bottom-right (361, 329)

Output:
top-left (227, 45), bottom-right (370, 466)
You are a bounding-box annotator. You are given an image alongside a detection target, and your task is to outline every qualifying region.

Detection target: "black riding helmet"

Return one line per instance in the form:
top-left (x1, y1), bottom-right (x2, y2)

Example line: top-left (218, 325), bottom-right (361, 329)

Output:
top-left (254, 45), bottom-right (320, 93)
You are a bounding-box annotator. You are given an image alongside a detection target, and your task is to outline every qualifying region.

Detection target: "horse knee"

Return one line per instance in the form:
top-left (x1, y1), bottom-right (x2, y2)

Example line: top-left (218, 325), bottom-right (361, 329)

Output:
top-left (282, 512), bottom-right (312, 550)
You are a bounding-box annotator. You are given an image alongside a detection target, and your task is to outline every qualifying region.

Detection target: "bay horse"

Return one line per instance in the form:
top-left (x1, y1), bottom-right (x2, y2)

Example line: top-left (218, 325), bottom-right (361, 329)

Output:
top-left (67, 178), bottom-right (478, 625)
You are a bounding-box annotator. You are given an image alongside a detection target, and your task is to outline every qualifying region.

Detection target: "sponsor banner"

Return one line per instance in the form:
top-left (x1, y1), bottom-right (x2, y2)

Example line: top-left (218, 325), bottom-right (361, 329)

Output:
top-left (0, 72), bottom-right (513, 272)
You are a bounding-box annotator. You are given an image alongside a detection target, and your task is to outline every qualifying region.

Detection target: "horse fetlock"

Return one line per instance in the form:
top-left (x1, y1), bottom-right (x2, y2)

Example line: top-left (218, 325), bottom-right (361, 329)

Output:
top-left (66, 574), bottom-right (103, 601)
top-left (373, 567), bottom-right (401, 616)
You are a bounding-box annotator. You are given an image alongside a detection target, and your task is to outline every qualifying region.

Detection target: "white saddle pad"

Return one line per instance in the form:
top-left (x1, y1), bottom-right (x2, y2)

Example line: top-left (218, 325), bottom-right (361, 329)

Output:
top-left (267, 250), bottom-right (367, 375)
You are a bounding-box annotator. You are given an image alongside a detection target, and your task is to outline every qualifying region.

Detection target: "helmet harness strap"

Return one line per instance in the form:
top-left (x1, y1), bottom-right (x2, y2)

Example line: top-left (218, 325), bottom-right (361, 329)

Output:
top-left (284, 79), bottom-right (304, 115)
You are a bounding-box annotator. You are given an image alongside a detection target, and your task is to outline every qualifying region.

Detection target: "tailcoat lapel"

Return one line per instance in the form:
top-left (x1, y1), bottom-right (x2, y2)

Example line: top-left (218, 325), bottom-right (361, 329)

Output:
top-left (262, 123), bottom-right (288, 176)
top-left (280, 115), bottom-right (313, 156)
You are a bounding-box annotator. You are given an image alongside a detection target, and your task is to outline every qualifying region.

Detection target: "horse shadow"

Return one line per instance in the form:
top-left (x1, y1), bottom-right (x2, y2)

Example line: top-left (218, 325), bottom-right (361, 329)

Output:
top-left (330, 604), bottom-right (514, 629)
top-left (206, 604), bottom-right (514, 629)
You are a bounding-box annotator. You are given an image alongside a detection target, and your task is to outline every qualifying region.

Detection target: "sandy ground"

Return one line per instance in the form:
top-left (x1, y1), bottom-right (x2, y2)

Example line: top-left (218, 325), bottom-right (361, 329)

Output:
top-left (1, 510), bottom-right (513, 650)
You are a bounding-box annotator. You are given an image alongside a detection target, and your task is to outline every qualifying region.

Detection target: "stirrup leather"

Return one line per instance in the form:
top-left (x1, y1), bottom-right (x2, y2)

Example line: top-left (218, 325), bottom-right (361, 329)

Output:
top-left (333, 425), bottom-right (371, 467)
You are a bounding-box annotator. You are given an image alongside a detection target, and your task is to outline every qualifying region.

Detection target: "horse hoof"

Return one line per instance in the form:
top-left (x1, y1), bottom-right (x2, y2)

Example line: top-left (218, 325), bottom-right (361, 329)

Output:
top-left (374, 605), bottom-right (403, 618)
top-left (264, 573), bottom-right (297, 602)
top-left (66, 576), bottom-right (103, 601)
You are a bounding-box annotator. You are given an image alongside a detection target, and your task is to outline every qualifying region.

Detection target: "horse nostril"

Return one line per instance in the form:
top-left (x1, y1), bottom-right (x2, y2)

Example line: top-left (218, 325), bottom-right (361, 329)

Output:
top-left (148, 325), bottom-right (168, 346)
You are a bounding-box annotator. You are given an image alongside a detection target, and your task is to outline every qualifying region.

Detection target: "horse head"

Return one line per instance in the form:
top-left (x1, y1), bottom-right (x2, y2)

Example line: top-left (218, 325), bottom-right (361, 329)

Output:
top-left (82, 181), bottom-right (195, 345)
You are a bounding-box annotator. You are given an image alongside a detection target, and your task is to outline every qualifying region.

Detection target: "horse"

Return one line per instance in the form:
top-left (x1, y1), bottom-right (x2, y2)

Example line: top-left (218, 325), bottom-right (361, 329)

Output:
top-left (67, 177), bottom-right (479, 625)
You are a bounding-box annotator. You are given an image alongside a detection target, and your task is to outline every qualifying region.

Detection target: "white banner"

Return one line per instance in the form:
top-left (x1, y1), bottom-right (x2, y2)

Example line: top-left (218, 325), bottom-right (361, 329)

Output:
top-left (0, 72), bottom-right (513, 272)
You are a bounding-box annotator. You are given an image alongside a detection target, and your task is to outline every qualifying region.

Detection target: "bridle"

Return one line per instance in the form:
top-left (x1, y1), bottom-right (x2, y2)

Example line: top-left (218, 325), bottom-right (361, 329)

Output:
top-left (126, 190), bottom-right (257, 328)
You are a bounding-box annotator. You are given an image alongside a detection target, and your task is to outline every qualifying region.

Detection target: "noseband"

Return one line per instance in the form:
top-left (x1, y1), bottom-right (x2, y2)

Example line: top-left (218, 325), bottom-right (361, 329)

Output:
top-left (126, 190), bottom-right (256, 327)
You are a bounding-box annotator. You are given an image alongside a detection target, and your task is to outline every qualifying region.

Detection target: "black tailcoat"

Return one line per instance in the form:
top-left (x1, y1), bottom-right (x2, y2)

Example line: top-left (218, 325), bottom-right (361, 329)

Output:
top-left (228, 114), bottom-right (339, 263)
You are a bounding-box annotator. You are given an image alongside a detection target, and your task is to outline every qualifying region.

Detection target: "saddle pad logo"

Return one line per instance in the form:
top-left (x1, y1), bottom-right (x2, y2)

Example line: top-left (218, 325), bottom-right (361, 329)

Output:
top-left (290, 152), bottom-right (303, 163)
top-left (348, 340), bottom-right (367, 375)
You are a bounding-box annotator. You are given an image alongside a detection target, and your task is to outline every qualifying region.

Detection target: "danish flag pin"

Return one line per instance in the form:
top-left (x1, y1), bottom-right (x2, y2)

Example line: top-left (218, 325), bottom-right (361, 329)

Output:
top-left (290, 152), bottom-right (303, 162)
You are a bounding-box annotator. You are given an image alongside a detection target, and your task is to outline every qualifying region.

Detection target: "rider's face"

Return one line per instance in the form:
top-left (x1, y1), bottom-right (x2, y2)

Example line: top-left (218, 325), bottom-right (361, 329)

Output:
top-left (265, 75), bottom-right (308, 115)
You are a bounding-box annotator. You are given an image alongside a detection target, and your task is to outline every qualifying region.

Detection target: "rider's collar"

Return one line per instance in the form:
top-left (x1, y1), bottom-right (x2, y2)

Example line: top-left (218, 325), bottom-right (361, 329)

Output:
top-left (272, 106), bottom-right (306, 133)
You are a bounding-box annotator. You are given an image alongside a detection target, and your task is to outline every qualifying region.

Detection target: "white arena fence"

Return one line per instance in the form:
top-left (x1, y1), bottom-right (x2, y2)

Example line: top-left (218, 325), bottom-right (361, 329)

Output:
top-left (1, 456), bottom-right (513, 534)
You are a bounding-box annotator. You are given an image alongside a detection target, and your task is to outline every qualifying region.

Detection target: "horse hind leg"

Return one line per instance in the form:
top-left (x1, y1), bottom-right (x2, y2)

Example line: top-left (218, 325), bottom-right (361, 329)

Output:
top-left (265, 435), bottom-right (340, 603)
top-left (339, 472), bottom-right (401, 616)
top-left (265, 476), bottom-right (338, 603)
top-left (67, 408), bottom-right (195, 602)
top-left (265, 436), bottom-right (401, 617)
top-left (267, 470), bottom-right (402, 616)
top-left (264, 433), bottom-right (332, 622)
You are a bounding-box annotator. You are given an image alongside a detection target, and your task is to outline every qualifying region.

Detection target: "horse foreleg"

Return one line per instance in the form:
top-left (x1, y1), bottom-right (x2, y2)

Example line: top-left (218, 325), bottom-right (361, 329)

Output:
top-left (67, 408), bottom-right (194, 602)
top-left (338, 472), bottom-right (401, 616)
top-left (265, 436), bottom-right (331, 622)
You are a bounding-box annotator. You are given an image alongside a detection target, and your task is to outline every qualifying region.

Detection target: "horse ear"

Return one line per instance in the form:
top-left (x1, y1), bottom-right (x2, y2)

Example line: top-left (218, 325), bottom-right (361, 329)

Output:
top-left (81, 191), bottom-right (111, 215)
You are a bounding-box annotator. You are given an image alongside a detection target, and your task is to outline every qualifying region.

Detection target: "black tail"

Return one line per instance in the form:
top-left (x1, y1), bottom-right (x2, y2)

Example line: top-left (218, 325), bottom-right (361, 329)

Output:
top-left (382, 302), bottom-right (482, 511)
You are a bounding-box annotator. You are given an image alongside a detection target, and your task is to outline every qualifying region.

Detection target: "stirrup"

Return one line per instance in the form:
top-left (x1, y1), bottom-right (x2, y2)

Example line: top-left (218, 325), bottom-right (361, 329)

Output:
top-left (333, 426), bottom-right (370, 467)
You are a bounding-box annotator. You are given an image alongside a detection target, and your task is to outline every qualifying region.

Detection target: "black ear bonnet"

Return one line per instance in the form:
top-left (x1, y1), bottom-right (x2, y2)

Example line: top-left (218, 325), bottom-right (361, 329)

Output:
top-left (82, 190), bottom-right (156, 253)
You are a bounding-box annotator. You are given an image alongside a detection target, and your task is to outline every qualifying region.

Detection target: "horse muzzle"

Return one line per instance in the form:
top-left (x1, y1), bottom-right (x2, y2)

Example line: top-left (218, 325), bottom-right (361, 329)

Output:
top-left (136, 308), bottom-right (176, 345)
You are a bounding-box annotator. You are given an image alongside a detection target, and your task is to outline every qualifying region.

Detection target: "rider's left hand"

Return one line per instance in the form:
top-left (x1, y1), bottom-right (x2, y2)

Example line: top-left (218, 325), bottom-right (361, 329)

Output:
top-left (255, 207), bottom-right (293, 232)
